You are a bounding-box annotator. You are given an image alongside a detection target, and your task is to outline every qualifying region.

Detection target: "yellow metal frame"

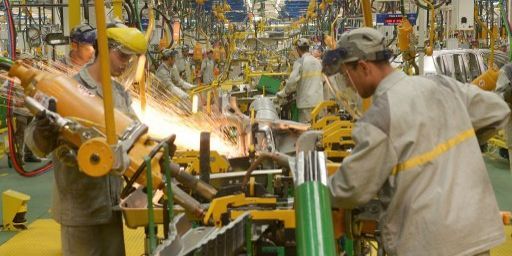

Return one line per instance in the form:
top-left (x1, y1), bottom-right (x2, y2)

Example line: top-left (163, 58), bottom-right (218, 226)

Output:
top-left (173, 150), bottom-right (230, 174)
top-left (94, 0), bottom-right (117, 145)
top-left (2, 190), bottom-right (30, 231)
top-left (361, 0), bottom-right (373, 112)
top-left (68, 0), bottom-right (80, 30)
top-left (310, 100), bottom-right (338, 128)
top-left (203, 194), bottom-right (277, 227)
top-left (113, 0), bottom-right (123, 19)
top-left (231, 209), bottom-right (296, 229)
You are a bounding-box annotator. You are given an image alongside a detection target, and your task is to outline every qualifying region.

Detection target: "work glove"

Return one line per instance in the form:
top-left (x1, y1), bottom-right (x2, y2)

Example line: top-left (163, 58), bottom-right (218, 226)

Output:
top-left (28, 110), bottom-right (60, 156)
top-left (275, 90), bottom-right (287, 106)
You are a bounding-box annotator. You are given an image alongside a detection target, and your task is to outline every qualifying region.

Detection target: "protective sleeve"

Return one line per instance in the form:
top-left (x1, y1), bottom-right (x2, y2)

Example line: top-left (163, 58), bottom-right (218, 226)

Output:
top-left (328, 121), bottom-right (398, 209)
top-left (282, 59), bottom-right (302, 96)
top-left (171, 66), bottom-right (195, 90)
top-left (156, 66), bottom-right (189, 99)
top-left (445, 76), bottom-right (510, 144)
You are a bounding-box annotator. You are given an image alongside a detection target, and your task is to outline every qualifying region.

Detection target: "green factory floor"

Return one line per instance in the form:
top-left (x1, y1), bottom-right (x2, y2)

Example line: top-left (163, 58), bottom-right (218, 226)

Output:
top-left (0, 153), bottom-right (512, 254)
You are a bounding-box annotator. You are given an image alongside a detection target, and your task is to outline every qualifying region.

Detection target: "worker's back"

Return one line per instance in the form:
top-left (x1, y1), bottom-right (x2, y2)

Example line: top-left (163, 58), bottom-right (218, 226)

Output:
top-left (296, 53), bottom-right (323, 109)
top-left (373, 72), bottom-right (505, 255)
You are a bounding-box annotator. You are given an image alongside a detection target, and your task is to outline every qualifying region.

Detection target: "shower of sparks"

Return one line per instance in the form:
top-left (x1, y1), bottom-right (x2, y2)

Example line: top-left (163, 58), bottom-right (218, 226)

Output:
top-left (0, 59), bottom-right (243, 157)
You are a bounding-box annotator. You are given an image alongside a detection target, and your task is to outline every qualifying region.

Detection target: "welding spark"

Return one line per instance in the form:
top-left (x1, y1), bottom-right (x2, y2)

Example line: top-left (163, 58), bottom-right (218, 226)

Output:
top-left (0, 59), bottom-right (243, 157)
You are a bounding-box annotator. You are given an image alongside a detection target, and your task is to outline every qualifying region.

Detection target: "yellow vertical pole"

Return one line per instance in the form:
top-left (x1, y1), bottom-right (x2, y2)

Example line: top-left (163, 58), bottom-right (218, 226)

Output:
top-left (113, 0), bottom-right (123, 19)
top-left (361, 0), bottom-right (373, 27)
top-left (68, 0), bottom-right (81, 29)
top-left (135, 55), bottom-right (147, 112)
top-left (136, 6), bottom-right (155, 112)
top-left (95, 0), bottom-right (117, 145)
top-left (361, 0), bottom-right (373, 111)
top-left (206, 91), bottom-right (212, 113)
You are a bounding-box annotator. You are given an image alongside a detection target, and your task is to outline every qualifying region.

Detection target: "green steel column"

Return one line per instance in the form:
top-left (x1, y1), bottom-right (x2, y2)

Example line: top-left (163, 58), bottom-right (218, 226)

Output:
top-left (295, 181), bottom-right (336, 256)
top-left (162, 144), bottom-right (174, 219)
top-left (245, 218), bottom-right (253, 256)
top-left (262, 246), bottom-right (285, 256)
top-left (145, 156), bottom-right (156, 254)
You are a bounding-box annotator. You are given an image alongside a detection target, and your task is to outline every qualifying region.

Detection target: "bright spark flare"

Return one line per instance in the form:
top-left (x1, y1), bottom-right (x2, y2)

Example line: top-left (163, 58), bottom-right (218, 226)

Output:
top-left (0, 59), bottom-right (243, 158)
top-left (131, 99), bottom-right (240, 157)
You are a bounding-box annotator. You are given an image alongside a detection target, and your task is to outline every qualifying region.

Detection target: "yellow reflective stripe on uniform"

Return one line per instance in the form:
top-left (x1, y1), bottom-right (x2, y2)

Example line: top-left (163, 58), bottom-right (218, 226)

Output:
top-left (302, 71), bottom-right (322, 78)
top-left (391, 128), bottom-right (476, 175)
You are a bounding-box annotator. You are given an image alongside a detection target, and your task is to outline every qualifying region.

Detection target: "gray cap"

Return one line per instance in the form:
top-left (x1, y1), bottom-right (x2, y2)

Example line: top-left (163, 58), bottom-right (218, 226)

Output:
top-left (336, 27), bottom-right (391, 63)
top-left (295, 38), bottom-right (310, 47)
top-left (162, 49), bottom-right (178, 58)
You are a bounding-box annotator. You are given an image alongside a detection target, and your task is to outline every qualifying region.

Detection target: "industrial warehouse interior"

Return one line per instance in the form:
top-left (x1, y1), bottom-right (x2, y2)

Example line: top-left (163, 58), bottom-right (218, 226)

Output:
top-left (2, 0), bottom-right (512, 255)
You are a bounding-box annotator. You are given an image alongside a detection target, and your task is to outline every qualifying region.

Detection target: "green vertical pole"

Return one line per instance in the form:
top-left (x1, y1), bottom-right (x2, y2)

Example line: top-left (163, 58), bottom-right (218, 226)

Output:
top-left (145, 156), bottom-right (156, 254)
top-left (499, 0), bottom-right (512, 61)
top-left (345, 238), bottom-right (354, 256)
top-left (245, 218), bottom-right (253, 256)
top-left (162, 143), bottom-right (174, 219)
top-left (295, 182), bottom-right (336, 256)
top-left (262, 246), bottom-right (285, 256)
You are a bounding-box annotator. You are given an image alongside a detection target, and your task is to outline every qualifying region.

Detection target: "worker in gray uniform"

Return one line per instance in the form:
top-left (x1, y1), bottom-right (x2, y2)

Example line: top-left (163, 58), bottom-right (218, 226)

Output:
top-left (25, 25), bottom-right (147, 256)
top-left (176, 45), bottom-right (192, 81)
top-left (156, 49), bottom-right (191, 100)
top-left (65, 23), bottom-right (97, 68)
top-left (326, 27), bottom-right (508, 256)
top-left (495, 62), bottom-right (512, 170)
top-left (276, 38), bottom-right (324, 123)
top-left (200, 49), bottom-right (215, 84)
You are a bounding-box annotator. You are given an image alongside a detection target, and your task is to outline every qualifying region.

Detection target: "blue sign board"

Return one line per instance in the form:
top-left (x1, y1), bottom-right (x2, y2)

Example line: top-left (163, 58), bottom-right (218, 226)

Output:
top-left (376, 13), bottom-right (418, 26)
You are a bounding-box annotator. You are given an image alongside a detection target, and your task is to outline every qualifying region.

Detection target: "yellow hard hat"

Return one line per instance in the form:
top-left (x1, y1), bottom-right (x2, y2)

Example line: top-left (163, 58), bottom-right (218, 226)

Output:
top-left (106, 27), bottom-right (147, 55)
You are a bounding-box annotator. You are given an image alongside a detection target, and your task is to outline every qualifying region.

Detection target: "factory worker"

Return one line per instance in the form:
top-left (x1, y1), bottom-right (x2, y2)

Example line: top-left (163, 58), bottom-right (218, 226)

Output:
top-left (201, 49), bottom-right (215, 84)
top-left (495, 63), bottom-right (512, 168)
top-left (156, 49), bottom-right (190, 100)
top-left (66, 23), bottom-right (97, 68)
top-left (25, 23), bottom-right (147, 256)
top-left (311, 44), bottom-right (324, 59)
top-left (322, 49), bottom-right (362, 116)
top-left (327, 27), bottom-right (509, 256)
top-left (276, 38), bottom-right (324, 123)
top-left (176, 44), bottom-right (192, 81)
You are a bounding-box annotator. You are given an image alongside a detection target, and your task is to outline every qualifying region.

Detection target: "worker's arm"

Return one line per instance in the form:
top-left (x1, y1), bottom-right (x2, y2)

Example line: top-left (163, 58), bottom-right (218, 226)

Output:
top-left (437, 75), bottom-right (510, 144)
top-left (278, 60), bottom-right (301, 96)
top-left (171, 66), bottom-right (195, 90)
top-left (200, 60), bottom-right (206, 75)
top-left (156, 67), bottom-right (189, 99)
top-left (328, 107), bottom-right (398, 209)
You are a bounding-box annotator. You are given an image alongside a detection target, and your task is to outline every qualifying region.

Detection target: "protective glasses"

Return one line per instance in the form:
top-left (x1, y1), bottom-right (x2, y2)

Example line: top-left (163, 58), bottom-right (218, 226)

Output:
top-left (113, 47), bottom-right (136, 63)
top-left (322, 48), bottom-right (349, 76)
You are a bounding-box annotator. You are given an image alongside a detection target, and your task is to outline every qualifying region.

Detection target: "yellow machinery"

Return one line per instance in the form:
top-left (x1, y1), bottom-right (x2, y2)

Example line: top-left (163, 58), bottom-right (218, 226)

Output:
top-left (472, 5), bottom-right (500, 91)
top-left (310, 100), bottom-right (355, 161)
top-left (397, 17), bottom-right (418, 75)
top-left (203, 193), bottom-right (295, 228)
top-left (1, 190), bottom-right (30, 231)
top-left (173, 150), bottom-right (230, 174)
top-left (7, 61), bottom-right (216, 218)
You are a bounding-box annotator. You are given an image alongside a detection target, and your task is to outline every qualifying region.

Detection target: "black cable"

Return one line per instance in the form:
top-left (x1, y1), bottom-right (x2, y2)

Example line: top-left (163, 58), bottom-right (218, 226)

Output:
top-left (120, 136), bottom-right (174, 198)
top-left (0, 62), bottom-right (12, 71)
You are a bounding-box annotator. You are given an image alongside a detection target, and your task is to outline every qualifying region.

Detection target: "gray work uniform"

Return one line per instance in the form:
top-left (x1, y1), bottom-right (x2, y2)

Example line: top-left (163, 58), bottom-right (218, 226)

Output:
top-left (495, 63), bottom-right (512, 169)
top-left (25, 65), bottom-right (137, 256)
top-left (279, 52), bottom-right (324, 123)
top-left (170, 64), bottom-right (195, 91)
top-left (156, 62), bottom-right (189, 99)
top-left (200, 58), bottom-right (215, 84)
top-left (176, 52), bottom-right (192, 82)
top-left (329, 71), bottom-right (508, 255)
